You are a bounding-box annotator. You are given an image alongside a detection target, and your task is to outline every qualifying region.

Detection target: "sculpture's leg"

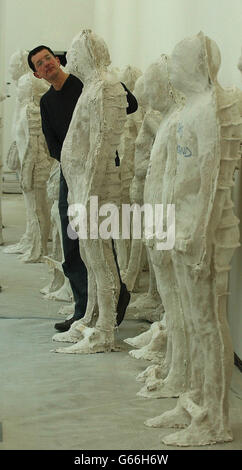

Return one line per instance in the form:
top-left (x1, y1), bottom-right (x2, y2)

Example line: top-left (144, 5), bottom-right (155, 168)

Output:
top-left (161, 264), bottom-right (233, 446)
top-left (34, 185), bottom-right (50, 256)
top-left (53, 238), bottom-right (119, 354)
top-left (78, 239), bottom-right (98, 328)
top-left (33, 143), bottom-right (51, 256)
top-left (93, 238), bottom-right (119, 333)
top-left (123, 239), bottom-right (143, 292)
top-left (139, 247), bottom-right (187, 398)
top-left (19, 190), bottom-right (42, 262)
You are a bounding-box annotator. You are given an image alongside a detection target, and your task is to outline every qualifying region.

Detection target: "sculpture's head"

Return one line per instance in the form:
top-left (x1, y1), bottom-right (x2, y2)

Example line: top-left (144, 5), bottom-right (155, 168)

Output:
top-left (205, 36), bottom-right (221, 84)
top-left (143, 55), bottom-right (177, 113)
top-left (168, 32), bottom-right (211, 95)
top-left (133, 74), bottom-right (147, 109)
top-left (119, 65), bottom-right (142, 92)
top-left (9, 50), bottom-right (29, 81)
top-left (66, 29), bottom-right (111, 81)
top-left (237, 48), bottom-right (242, 74)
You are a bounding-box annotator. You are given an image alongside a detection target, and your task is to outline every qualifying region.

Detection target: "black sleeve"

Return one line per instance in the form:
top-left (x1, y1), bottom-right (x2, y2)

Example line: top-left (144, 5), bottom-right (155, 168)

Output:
top-left (40, 97), bottom-right (62, 161)
top-left (121, 82), bottom-right (138, 115)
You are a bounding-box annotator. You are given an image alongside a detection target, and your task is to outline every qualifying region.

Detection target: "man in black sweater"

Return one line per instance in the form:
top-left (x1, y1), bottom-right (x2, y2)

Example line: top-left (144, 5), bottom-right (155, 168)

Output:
top-left (28, 45), bottom-right (138, 332)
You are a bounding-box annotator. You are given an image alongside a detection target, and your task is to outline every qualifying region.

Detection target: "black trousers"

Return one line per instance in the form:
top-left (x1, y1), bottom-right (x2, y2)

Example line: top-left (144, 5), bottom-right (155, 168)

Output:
top-left (58, 170), bottom-right (88, 320)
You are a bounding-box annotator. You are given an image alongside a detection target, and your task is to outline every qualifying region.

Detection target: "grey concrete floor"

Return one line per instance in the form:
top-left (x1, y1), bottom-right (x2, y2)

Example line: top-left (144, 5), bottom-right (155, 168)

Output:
top-left (0, 193), bottom-right (241, 451)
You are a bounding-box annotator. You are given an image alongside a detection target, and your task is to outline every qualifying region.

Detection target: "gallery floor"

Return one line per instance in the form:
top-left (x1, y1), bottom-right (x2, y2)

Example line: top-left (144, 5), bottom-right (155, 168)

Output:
top-left (0, 193), bottom-right (241, 451)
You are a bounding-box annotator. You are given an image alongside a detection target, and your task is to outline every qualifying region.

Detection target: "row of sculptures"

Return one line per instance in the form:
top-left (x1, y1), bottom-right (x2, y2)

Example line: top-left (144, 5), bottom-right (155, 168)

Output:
top-left (1, 30), bottom-right (242, 447)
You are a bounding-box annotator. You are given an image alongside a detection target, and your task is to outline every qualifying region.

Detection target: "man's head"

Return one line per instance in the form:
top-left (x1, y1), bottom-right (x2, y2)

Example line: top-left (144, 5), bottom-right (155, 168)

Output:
top-left (28, 45), bottom-right (61, 82)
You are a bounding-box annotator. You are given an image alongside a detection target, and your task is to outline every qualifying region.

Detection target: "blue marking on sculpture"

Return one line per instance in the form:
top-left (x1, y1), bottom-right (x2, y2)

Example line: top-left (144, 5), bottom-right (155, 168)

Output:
top-left (177, 145), bottom-right (192, 158)
top-left (177, 122), bottom-right (184, 136)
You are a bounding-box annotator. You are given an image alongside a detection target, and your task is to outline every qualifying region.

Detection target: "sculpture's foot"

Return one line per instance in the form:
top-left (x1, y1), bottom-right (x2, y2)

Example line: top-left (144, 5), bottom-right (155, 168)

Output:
top-left (58, 303), bottom-right (75, 315)
top-left (129, 346), bottom-right (164, 363)
top-left (52, 327), bottom-right (116, 354)
top-left (3, 243), bottom-right (24, 254)
top-left (129, 327), bottom-right (166, 363)
top-left (19, 251), bottom-right (42, 263)
top-left (137, 377), bottom-right (182, 399)
top-left (45, 285), bottom-right (72, 302)
top-left (124, 325), bottom-right (154, 348)
top-left (52, 321), bottom-right (85, 343)
top-left (160, 390), bottom-right (233, 446)
top-left (136, 364), bottom-right (165, 383)
top-left (135, 304), bottom-right (164, 323)
top-left (162, 421), bottom-right (233, 447)
top-left (40, 285), bottom-right (52, 295)
top-left (145, 401), bottom-right (190, 429)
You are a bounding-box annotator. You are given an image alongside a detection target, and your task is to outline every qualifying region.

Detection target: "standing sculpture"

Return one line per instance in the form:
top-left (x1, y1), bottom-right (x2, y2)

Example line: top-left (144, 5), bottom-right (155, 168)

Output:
top-left (126, 55), bottom-right (186, 398)
top-left (4, 50), bottom-right (51, 262)
top-left (144, 32), bottom-right (241, 446)
top-left (115, 65), bottom-right (142, 273)
top-left (53, 30), bottom-right (128, 353)
top-left (124, 62), bottom-right (166, 322)
top-left (0, 92), bottom-right (7, 247)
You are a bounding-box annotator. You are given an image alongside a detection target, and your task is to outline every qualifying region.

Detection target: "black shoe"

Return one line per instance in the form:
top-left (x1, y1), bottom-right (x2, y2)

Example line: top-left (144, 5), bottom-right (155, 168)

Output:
top-left (54, 316), bottom-right (77, 332)
top-left (116, 283), bottom-right (131, 326)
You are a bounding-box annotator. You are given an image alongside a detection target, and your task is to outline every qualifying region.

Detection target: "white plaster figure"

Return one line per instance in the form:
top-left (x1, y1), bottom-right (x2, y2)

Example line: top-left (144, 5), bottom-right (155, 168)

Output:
top-left (145, 33), bottom-right (241, 446)
top-left (122, 73), bottom-right (148, 293)
top-left (0, 92), bottom-right (7, 246)
top-left (53, 30), bottom-right (128, 353)
top-left (114, 65), bottom-right (142, 273)
top-left (124, 60), bottom-right (181, 384)
top-left (4, 50), bottom-right (51, 262)
top-left (122, 65), bottom-right (165, 324)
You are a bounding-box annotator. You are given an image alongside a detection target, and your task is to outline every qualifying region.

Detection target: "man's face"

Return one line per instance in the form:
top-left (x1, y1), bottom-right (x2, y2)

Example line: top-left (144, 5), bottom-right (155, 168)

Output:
top-left (31, 49), bottom-right (60, 82)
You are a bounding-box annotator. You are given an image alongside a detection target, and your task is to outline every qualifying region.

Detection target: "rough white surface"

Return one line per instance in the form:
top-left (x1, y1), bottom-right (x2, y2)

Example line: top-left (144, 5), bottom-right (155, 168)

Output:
top-left (40, 161), bottom-right (73, 302)
top-left (115, 65), bottom-right (142, 273)
top-left (123, 64), bottom-right (166, 321)
top-left (0, 93), bottom-right (6, 246)
top-left (53, 30), bottom-right (127, 354)
top-left (144, 33), bottom-right (241, 446)
top-left (4, 50), bottom-right (52, 262)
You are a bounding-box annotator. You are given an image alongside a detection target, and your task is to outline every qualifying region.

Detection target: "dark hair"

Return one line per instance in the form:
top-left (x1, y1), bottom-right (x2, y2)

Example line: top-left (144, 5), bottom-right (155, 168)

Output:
top-left (28, 45), bottom-right (56, 71)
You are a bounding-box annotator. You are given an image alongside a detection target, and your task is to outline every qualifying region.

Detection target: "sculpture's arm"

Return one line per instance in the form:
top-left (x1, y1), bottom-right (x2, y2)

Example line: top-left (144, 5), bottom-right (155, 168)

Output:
top-left (175, 103), bottom-right (220, 275)
top-left (175, 141), bottom-right (219, 278)
top-left (135, 110), bottom-right (162, 180)
top-left (87, 81), bottom-right (127, 197)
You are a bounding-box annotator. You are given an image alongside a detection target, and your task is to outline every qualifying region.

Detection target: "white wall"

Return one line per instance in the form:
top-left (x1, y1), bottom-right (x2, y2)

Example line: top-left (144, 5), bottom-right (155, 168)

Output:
top-left (92, 0), bottom-right (242, 89)
top-left (1, 0), bottom-right (96, 165)
top-left (1, 0), bottom-right (242, 358)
